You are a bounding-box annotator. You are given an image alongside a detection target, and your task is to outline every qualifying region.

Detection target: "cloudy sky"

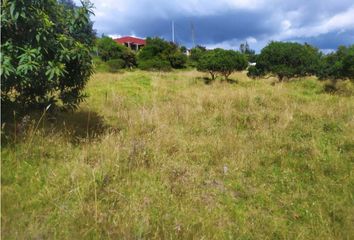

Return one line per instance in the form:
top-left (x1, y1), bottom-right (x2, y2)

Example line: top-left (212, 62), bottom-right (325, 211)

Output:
top-left (77, 0), bottom-right (354, 52)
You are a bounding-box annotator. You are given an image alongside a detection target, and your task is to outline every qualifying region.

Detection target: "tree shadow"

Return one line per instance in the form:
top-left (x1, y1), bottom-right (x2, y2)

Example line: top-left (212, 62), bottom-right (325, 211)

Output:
top-left (226, 78), bottom-right (239, 84)
top-left (47, 110), bottom-right (108, 141)
top-left (1, 102), bottom-right (109, 146)
top-left (196, 76), bottom-right (215, 85)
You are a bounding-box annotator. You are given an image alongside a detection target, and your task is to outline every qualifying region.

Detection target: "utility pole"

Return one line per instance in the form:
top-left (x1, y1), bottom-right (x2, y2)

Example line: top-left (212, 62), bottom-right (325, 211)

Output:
top-left (191, 22), bottom-right (196, 47)
top-left (172, 21), bottom-right (175, 43)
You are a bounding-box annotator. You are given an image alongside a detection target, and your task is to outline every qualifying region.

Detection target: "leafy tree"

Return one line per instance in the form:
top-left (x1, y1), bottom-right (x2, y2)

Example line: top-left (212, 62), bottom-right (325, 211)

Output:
top-left (96, 37), bottom-right (122, 61)
top-left (239, 42), bottom-right (255, 55)
top-left (166, 44), bottom-right (187, 69)
top-left (1, 0), bottom-right (95, 109)
top-left (138, 57), bottom-right (171, 71)
top-left (106, 59), bottom-right (125, 73)
top-left (318, 45), bottom-right (354, 82)
top-left (197, 48), bottom-right (248, 80)
top-left (189, 45), bottom-right (207, 67)
top-left (180, 46), bottom-right (187, 54)
top-left (248, 41), bottom-right (321, 81)
top-left (240, 42), bottom-right (257, 62)
top-left (168, 51), bottom-right (187, 69)
top-left (96, 36), bottom-right (137, 68)
top-left (121, 49), bottom-right (137, 69)
top-left (137, 37), bottom-right (186, 70)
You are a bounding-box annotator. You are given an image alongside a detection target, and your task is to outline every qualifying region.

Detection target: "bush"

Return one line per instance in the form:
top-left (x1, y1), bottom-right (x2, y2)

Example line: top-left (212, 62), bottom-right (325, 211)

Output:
top-left (1, 0), bottom-right (95, 109)
top-left (138, 57), bottom-right (171, 71)
top-left (137, 37), bottom-right (186, 70)
top-left (121, 49), bottom-right (137, 68)
top-left (96, 37), bottom-right (123, 61)
top-left (189, 45), bottom-right (207, 67)
top-left (318, 45), bottom-right (354, 82)
top-left (96, 37), bottom-right (137, 68)
top-left (197, 48), bottom-right (248, 80)
top-left (168, 51), bottom-right (187, 69)
top-left (107, 59), bottom-right (125, 73)
top-left (247, 65), bottom-right (263, 78)
top-left (249, 42), bottom-right (321, 81)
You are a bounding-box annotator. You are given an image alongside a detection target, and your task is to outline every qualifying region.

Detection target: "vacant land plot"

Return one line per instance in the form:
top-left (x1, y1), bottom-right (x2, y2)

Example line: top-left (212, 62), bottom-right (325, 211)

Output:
top-left (2, 70), bottom-right (354, 239)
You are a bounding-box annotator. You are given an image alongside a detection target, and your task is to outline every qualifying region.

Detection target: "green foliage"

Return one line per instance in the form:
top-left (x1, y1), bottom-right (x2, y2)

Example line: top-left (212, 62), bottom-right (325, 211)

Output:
top-left (240, 42), bottom-right (258, 62)
top-left (318, 45), bottom-right (354, 82)
top-left (249, 42), bottom-right (321, 81)
top-left (168, 51), bottom-right (187, 69)
top-left (1, 0), bottom-right (95, 109)
top-left (138, 57), bottom-right (172, 71)
top-left (96, 36), bottom-right (137, 69)
top-left (180, 46), bottom-right (187, 54)
top-left (96, 37), bottom-right (122, 61)
top-left (239, 42), bottom-right (255, 55)
top-left (121, 49), bottom-right (137, 68)
top-left (189, 45), bottom-right (207, 67)
top-left (106, 59), bottom-right (125, 73)
top-left (92, 56), bottom-right (109, 72)
top-left (137, 37), bottom-right (186, 70)
top-left (247, 65), bottom-right (264, 78)
top-left (197, 48), bottom-right (248, 80)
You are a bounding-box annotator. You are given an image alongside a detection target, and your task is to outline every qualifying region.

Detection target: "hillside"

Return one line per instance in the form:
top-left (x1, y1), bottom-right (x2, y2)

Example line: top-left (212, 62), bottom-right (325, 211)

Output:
top-left (2, 70), bottom-right (354, 239)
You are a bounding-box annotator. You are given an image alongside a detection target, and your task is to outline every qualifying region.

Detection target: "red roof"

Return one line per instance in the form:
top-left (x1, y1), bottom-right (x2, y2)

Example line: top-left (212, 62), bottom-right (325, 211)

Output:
top-left (114, 36), bottom-right (146, 45)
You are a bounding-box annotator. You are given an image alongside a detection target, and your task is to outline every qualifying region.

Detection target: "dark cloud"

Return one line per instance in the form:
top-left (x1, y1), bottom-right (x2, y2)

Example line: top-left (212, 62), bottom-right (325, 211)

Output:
top-left (84, 0), bottom-right (354, 51)
top-left (292, 30), bottom-right (354, 50)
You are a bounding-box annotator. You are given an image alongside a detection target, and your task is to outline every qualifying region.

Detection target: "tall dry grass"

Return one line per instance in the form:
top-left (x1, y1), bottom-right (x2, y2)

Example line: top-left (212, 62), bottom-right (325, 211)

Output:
top-left (2, 70), bottom-right (354, 239)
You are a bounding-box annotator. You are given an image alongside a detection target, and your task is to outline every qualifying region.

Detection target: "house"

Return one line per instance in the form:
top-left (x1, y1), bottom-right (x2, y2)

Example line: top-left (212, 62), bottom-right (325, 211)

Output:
top-left (114, 36), bottom-right (146, 51)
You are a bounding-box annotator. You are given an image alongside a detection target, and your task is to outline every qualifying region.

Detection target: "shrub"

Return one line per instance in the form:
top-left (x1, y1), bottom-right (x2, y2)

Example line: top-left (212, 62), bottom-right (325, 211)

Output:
top-left (96, 36), bottom-right (137, 68)
top-left (121, 49), bottom-right (137, 68)
top-left (137, 37), bottom-right (186, 70)
top-left (189, 45), bottom-right (207, 67)
top-left (197, 48), bottom-right (248, 80)
top-left (96, 37), bottom-right (123, 61)
top-left (138, 58), bottom-right (171, 71)
top-left (107, 59), bottom-right (125, 73)
top-left (318, 45), bottom-right (354, 82)
top-left (168, 51), bottom-right (187, 69)
top-left (1, 0), bottom-right (95, 109)
top-left (249, 42), bottom-right (321, 81)
top-left (247, 65), bottom-right (264, 79)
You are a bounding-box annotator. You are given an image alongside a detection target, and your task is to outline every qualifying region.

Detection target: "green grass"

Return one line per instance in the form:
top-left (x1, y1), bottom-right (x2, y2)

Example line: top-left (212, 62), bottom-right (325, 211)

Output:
top-left (2, 70), bottom-right (354, 239)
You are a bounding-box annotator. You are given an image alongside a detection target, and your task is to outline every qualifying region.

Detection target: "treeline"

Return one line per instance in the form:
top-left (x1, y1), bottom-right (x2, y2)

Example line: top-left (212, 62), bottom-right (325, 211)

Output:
top-left (96, 37), bottom-right (354, 85)
top-left (248, 42), bottom-right (354, 83)
top-left (95, 37), bottom-right (187, 71)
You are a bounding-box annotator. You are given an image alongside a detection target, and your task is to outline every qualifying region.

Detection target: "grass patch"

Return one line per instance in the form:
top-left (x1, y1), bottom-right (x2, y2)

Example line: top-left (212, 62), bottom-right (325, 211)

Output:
top-left (2, 70), bottom-right (354, 239)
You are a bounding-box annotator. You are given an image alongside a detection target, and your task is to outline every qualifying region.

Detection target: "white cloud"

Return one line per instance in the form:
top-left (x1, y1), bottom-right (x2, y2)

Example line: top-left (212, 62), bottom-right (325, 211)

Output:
top-left (204, 36), bottom-right (260, 50)
top-left (281, 20), bottom-right (291, 30)
top-left (277, 6), bottom-right (354, 39)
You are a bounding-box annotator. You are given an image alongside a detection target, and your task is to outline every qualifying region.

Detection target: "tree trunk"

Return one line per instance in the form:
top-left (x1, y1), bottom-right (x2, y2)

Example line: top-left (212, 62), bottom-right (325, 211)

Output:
top-left (210, 71), bottom-right (216, 80)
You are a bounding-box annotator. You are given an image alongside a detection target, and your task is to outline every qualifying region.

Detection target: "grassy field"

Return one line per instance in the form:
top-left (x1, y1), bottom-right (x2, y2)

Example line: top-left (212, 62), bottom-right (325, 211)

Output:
top-left (2, 70), bottom-right (354, 239)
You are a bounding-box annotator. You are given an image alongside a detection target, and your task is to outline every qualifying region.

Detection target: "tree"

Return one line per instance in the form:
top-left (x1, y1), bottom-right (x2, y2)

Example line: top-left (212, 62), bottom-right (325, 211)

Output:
top-left (318, 45), bottom-right (354, 82)
top-left (137, 37), bottom-right (186, 70)
top-left (96, 37), bottom-right (123, 61)
top-left (248, 41), bottom-right (321, 81)
top-left (96, 36), bottom-right (136, 68)
top-left (197, 48), bottom-right (248, 80)
top-left (166, 44), bottom-right (187, 69)
top-left (1, 0), bottom-right (95, 109)
top-left (189, 45), bottom-right (207, 67)
top-left (239, 42), bottom-right (255, 55)
top-left (240, 42), bottom-right (257, 62)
